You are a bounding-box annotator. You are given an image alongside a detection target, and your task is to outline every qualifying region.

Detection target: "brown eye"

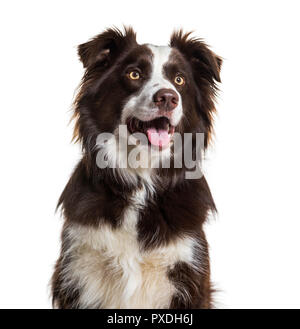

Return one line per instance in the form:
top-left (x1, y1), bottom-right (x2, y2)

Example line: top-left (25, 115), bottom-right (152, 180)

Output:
top-left (174, 75), bottom-right (185, 86)
top-left (128, 71), bottom-right (140, 80)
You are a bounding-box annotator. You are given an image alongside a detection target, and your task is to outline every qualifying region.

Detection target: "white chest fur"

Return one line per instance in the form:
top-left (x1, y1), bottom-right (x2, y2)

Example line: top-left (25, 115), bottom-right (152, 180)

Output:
top-left (61, 187), bottom-right (196, 309)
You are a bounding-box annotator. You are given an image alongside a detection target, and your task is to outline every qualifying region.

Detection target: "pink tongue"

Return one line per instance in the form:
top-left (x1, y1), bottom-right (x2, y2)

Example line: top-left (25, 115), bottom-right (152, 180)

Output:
top-left (146, 128), bottom-right (170, 147)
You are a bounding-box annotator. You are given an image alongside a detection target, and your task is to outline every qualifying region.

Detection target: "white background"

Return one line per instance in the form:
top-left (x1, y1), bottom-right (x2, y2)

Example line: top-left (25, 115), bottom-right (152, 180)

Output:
top-left (0, 0), bottom-right (299, 309)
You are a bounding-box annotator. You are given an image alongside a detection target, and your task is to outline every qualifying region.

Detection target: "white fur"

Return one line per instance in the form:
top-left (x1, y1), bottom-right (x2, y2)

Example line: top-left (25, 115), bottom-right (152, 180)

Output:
top-left (59, 186), bottom-right (199, 309)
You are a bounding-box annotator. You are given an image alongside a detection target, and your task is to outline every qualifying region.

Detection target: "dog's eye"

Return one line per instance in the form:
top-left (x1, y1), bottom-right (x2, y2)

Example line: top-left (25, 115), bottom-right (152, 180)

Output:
top-left (128, 71), bottom-right (140, 80)
top-left (174, 75), bottom-right (185, 86)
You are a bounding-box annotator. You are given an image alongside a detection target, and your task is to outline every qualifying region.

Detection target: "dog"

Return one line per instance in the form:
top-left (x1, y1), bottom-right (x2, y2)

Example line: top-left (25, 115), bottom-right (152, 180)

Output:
top-left (51, 27), bottom-right (222, 309)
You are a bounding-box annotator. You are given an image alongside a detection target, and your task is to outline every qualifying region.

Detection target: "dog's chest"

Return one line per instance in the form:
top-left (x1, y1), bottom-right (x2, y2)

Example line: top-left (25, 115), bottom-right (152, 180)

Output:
top-left (65, 187), bottom-right (196, 309)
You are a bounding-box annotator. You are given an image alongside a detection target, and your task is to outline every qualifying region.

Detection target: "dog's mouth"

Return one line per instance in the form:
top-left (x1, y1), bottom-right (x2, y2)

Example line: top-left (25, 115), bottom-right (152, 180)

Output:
top-left (126, 116), bottom-right (175, 148)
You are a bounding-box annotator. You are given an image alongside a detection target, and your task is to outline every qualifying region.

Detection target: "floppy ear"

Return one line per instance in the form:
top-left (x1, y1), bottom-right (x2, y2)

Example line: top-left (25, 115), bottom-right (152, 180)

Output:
top-left (170, 30), bottom-right (222, 84)
top-left (78, 27), bottom-right (137, 68)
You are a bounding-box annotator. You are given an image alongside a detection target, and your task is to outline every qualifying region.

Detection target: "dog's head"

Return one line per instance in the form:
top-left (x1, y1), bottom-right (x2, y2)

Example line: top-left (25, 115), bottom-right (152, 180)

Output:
top-left (74, 27), bottom-right (221, 177)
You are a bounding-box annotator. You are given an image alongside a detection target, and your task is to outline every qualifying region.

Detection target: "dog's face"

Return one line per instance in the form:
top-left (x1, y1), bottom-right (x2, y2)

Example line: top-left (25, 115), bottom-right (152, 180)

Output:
top-left (74, 28), bottom-right (221, 171)
top-left (121, 44), bottom-right (183, 149)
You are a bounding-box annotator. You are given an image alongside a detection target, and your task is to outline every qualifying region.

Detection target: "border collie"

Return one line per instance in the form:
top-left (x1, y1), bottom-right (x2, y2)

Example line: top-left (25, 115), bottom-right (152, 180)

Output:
top-left (51, 27), bottom-right (222, 309)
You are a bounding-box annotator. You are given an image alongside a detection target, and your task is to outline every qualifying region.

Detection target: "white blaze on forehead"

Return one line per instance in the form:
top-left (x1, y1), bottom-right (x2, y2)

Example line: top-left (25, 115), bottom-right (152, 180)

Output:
top-left (121, 44), bottom-right (183, 127)
top-left (146, 44), bottom-right (174, 90)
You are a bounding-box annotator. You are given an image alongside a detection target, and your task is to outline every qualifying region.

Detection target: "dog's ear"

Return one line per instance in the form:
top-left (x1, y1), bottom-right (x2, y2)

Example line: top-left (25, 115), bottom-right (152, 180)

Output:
top-left (170, 31), bottom-right (222, 147)
top-left (170, 30), bottom-right (222, 84)
top-left (78, 27), bottom-right (137, 68)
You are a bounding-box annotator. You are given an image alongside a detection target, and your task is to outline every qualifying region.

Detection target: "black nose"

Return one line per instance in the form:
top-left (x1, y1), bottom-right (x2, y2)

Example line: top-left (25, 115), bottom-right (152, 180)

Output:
top-left (153, 88), bottom-right (179, 112)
